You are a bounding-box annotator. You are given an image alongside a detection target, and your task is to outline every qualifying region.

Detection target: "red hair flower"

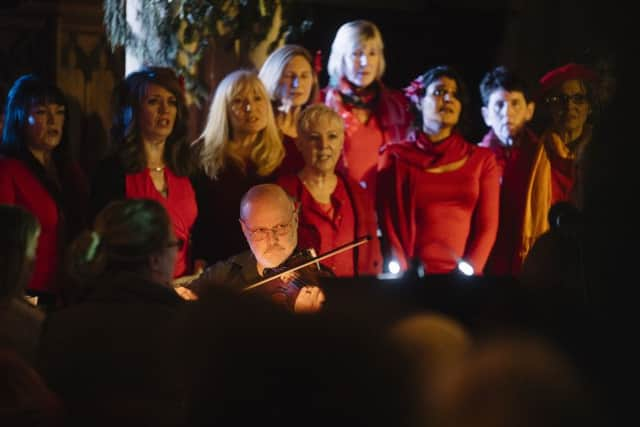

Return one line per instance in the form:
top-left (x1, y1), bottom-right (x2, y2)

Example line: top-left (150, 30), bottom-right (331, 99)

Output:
top-left (404, 78), bottom-right (425, 106)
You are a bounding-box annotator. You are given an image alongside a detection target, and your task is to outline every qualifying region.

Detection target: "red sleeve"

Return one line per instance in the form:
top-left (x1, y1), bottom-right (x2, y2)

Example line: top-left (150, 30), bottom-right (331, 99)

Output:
top-left (377, 150), bottom-right (413, 271)
top-left (464, 150), bottom-right (501, 274)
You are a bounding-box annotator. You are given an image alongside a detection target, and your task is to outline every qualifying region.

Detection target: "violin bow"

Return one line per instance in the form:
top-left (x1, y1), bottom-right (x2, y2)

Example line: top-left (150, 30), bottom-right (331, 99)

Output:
top-left (241, 235), bottom-right (371, 292)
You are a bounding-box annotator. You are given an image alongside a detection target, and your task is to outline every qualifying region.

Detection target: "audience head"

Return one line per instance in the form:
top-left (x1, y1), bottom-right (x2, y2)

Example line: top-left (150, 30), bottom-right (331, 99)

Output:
top-left (199, 69), bottom-right (283, 179)
top-left (405, 65), bottom-right (470, 140)
top-left (259, 44), bottom-right (319, 111)
top-left (0, 205), bottom-right (40, 300)
top-left (111, 66), bottom-right (193, 175)
top-left (328, 20), bottom-right (386, 88)
top-left (67, 199), bottom-right (179, 287)
top-left (479, 66), bottom-right (535, 145)
top-left (239, 184), bottom-right (298, 269)
top-left (538, 63), bottom-right (598, 140)
top-left (1, 74), bottom-right (69, 159)
top-left (430, 334), bottom-right (600, 427)
top-left (295, 104), bottom-right (344, 175)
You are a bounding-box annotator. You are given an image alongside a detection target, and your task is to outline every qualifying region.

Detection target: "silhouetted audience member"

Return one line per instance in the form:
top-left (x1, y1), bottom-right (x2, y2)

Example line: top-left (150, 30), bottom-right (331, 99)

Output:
top-left (0, 204), bottom-right (44, 366)
top-left (429, 335), bottom-right (603, 427)
top-left (184, 284), bottom-right (417, 427)
top-left (38, 199), bottom-right (187, 426)
top-left (0, 350), bottom-right (63, 427)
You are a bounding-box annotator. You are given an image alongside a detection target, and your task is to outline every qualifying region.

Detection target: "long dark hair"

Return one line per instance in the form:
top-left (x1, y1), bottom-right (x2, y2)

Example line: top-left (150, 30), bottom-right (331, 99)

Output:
top-left (110, 66), bottom-right (196, 176)
top-left (0, 204), bottom-right (40, 300)
top-left (1, 74), bottom-right (70, 161)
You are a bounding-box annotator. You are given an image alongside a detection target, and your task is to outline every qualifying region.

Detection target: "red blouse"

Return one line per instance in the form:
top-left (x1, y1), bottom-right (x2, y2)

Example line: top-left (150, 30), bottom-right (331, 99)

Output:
top-left (378, 132), bottom-right (501, 275)
top-left (125, 168), bottom-right (197, 277)
top-left (278, 173), bottom-right (382, 277)
top-left (0, 157), bottom-right (61, 293)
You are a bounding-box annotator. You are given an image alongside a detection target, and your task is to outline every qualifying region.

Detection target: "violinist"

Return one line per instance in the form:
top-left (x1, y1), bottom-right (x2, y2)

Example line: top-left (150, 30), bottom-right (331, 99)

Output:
top-left (187, 183), bottom-right (326, 313)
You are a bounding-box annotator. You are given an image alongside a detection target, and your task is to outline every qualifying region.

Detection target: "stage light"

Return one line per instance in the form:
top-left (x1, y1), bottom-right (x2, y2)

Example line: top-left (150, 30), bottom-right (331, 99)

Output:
top-left (457, 260), bottom-right (474, 276)
top-left (388, 260), bottom-right (401, 274)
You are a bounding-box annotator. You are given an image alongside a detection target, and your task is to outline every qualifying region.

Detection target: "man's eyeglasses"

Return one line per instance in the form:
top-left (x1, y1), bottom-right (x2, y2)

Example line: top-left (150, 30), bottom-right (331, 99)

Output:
top-left (545, 93), bottom-right (589, 105)
top-left (167, 238), bottom-right (184, 250)
top-left (241, 209), bottom-right (297, 242)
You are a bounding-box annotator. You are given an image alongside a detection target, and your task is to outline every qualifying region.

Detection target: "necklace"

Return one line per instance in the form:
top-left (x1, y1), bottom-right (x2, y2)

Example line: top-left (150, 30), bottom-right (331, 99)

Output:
top-left (149, 166), bottom-right (165, 172)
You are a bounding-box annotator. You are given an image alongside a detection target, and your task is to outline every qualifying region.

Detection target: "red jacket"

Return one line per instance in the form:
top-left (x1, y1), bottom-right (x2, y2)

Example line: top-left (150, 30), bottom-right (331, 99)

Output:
top-left (277, 173), bottom-right (382, 276)
top-left (0, 155), bottom-right (87, 294)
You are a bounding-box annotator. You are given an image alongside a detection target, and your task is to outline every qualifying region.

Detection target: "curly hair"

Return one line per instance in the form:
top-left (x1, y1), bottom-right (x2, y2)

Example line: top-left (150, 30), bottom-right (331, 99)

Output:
top-left (110, 66), bottom-right (196, 176)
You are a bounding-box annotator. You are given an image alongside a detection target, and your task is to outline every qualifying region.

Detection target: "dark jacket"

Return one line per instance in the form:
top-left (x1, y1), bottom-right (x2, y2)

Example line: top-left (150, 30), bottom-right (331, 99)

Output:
top-left (37, 271), bottom-right (187, 426)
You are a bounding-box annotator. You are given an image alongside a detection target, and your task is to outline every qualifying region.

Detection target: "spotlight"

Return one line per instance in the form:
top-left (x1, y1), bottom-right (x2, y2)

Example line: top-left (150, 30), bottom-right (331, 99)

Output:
top-left (457, 260), bottom-right (474, 276)
top-left (388, 260), bottom-right (401, 274)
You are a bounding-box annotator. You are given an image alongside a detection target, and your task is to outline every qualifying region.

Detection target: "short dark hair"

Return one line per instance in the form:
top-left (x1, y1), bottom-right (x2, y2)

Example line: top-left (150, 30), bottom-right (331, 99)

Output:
top-left (0, 204), bottom-right (40, 299)
top-left (479, 66), bottom-right (532, 106)
top-left (110, 66), bottom-right (196, 176)
top-left (1, 74), bottom-right (69, 157)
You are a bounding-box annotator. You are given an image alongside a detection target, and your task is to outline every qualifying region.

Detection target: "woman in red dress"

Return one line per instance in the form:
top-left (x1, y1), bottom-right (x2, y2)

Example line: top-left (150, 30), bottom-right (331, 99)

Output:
top-left (90, 67), bottom-right (199, 284)
top-left (377, 65), bottom-right (500, 275)
top-left (259, 44), bottom-right (320, 176)
top-left (0, 74), bottom-right (88, 307)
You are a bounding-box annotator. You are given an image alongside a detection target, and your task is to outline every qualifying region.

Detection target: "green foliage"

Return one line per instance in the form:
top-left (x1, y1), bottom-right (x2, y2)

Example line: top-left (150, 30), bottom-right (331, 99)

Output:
top-left (103, 0), bottom-right (312, 105)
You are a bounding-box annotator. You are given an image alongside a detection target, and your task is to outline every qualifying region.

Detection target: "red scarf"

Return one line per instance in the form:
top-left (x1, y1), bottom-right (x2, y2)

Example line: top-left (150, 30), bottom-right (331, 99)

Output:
top-left (382, 131), bottom-right (473, 171)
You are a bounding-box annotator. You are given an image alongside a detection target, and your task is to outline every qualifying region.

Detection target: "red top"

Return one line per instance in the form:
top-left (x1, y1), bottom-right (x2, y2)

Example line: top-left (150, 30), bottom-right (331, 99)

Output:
top-left (378, 132), bottom-right (500, 274)
top-left (322, 84), bottom-right (412, 201)
top-left (0, 157), bottom-right (60, 293)
top-left (277, 173), bottom-right (382, 276)
top-left (126, 168), bottom-right (197, 277)
top-left (479, 128), bottom-right (540, 276)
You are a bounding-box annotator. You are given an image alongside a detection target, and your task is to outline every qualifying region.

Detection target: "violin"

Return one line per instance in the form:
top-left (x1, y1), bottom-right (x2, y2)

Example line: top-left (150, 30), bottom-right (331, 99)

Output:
top-left (243, 236), bottom-right (371, 312)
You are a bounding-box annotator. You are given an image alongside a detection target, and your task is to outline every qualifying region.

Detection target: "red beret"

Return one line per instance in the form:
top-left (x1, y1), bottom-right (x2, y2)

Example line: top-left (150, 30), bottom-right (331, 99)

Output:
top-left (538, 63), bottom-right (598, 97)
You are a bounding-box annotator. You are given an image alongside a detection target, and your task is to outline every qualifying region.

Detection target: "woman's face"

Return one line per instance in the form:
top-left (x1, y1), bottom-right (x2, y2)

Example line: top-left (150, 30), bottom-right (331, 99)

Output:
top-left (25, 102), bottom-right (65, 153)
top-left (547, 79), bottom-right (591, 136)
top-left (138, 83), bottom-right (177, 143)
top-left (228, 85), bottom-right (269, 139)
top-left (277, 55), bottom-right (314, 108)
top-left (344, 39), bottom-right (380, 88)
top-left (296, 115), bottom-right (344, 175)
top-left (420, 76), bottom-right (462, 134)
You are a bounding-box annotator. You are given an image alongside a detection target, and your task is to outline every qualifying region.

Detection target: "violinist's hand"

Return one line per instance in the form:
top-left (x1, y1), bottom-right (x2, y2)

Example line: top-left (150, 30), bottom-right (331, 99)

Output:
top-left (175, 286), bottom-right (198, 301)
top-left (293, 286), bottom-right (325, 314)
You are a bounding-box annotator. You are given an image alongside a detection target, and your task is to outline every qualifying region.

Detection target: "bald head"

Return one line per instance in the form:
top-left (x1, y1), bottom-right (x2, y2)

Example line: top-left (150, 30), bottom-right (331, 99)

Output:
top-left (240, 184), bottom-right (294, 220)
top-left (239, 184), bottom-right (298, 270)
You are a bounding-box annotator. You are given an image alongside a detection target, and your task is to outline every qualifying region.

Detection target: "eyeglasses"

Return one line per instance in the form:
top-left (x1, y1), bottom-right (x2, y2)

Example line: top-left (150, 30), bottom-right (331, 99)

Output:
top-left (166, 238), bottom-right (184, 250)
top-left (241, 209), bottom-right (297, 242)
top-left (545, 94), bottom-right (588, 105)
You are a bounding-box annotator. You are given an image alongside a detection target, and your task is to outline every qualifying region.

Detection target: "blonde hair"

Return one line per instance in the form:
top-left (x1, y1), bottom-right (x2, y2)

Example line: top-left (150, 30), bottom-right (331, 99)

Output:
top-left (198, 69), bottom-right (284, 179)
top-left (327, 20), bottom-right (386, 85)
top-left (297, 104), bottom-right (344, 137)
top-left (259, 44), bottom-right (319, 107)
